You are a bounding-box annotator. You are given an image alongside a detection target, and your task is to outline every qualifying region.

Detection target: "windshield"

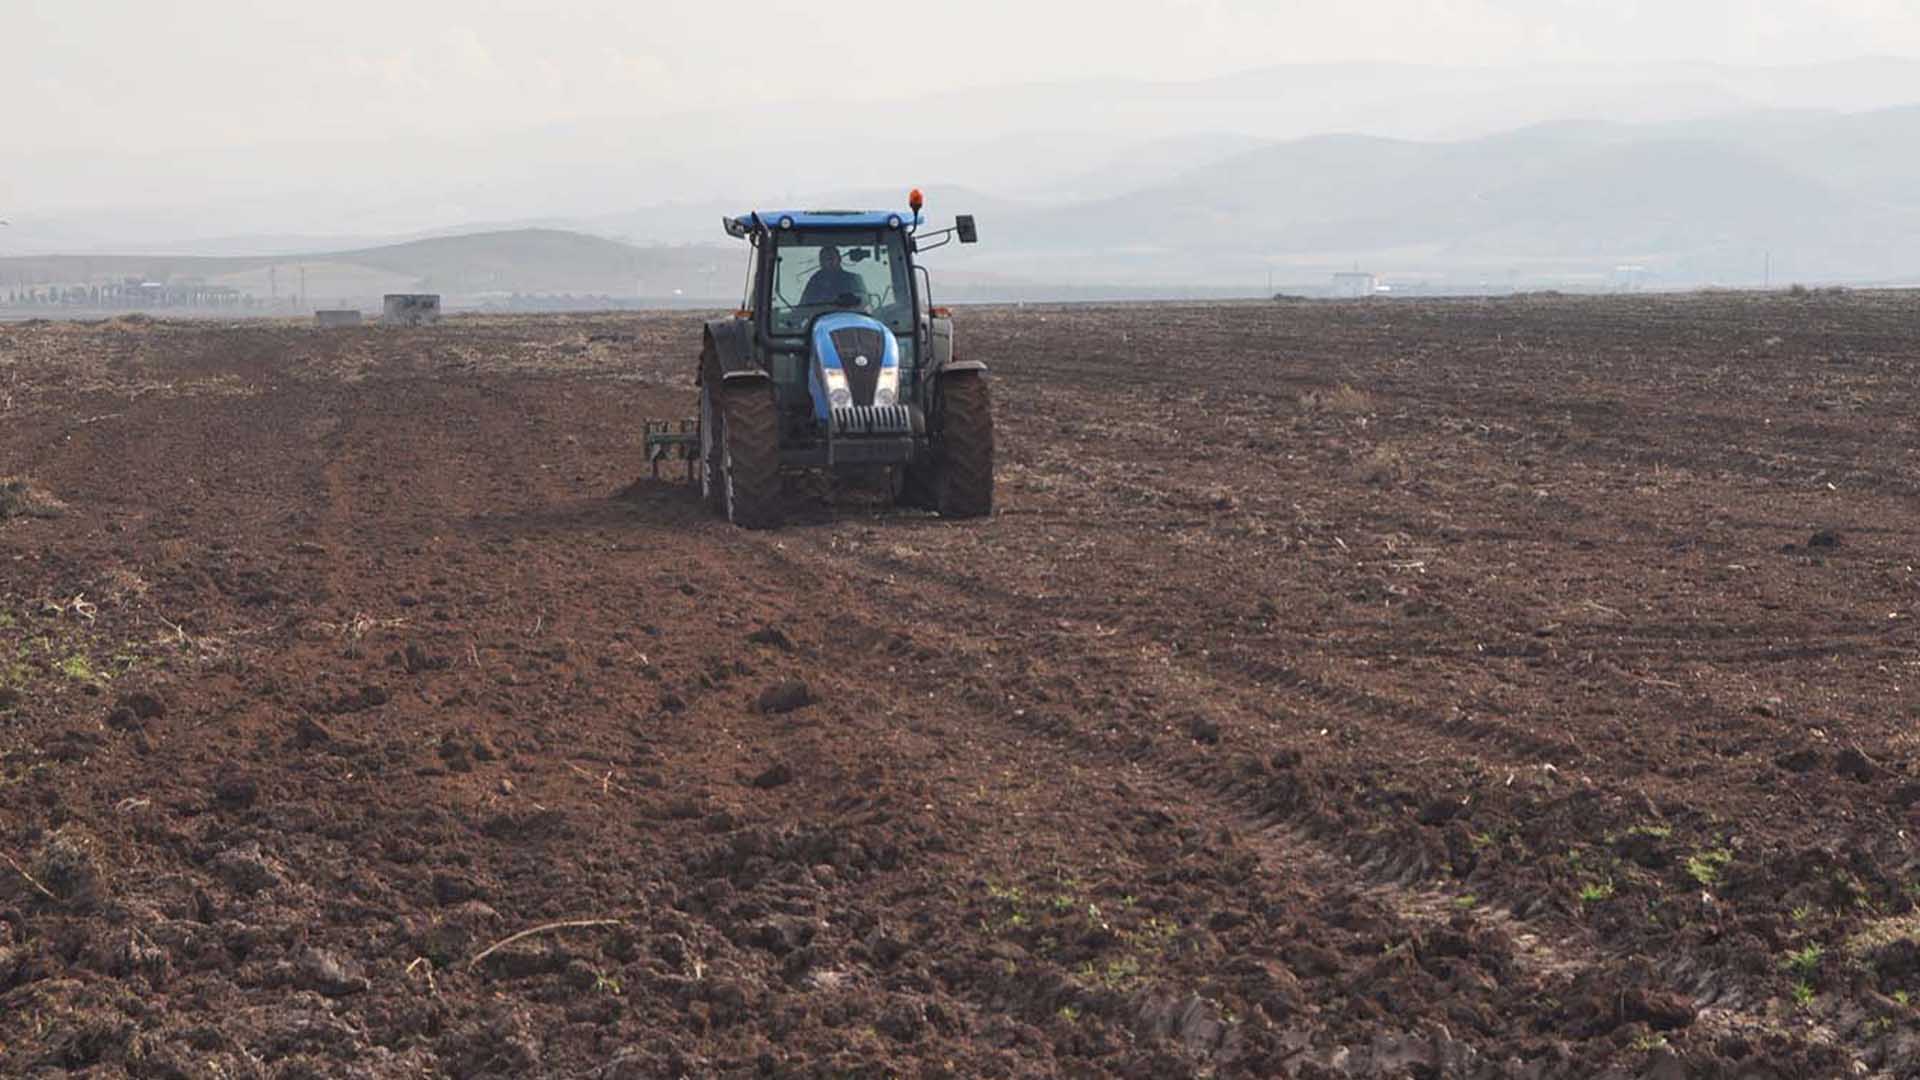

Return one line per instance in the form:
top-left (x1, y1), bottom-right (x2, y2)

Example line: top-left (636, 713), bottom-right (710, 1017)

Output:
top-left (768, 229), bottom-right (913, 336)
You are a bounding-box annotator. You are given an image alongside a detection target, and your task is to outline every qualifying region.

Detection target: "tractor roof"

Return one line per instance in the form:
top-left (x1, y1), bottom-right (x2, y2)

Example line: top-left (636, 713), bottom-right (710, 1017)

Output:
top-left (723, 210), bottom-right (919, 239)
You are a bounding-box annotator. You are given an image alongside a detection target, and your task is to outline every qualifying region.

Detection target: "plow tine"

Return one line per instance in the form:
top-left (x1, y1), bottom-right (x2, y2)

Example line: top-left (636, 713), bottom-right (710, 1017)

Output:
top-left (643, 418), bottom-right (703, 485)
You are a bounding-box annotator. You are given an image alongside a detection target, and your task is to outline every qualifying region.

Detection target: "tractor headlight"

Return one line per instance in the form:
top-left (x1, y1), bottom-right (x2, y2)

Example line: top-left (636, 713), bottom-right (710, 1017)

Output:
top-left (823, 367), bottom-right (851, 408)
top-left (875, 386), bottom-right (896, 406)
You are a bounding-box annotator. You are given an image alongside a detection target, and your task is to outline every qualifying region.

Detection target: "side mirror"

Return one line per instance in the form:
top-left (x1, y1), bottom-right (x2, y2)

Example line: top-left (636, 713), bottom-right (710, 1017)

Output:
top-left (956, 215), bottom-right (978, 244)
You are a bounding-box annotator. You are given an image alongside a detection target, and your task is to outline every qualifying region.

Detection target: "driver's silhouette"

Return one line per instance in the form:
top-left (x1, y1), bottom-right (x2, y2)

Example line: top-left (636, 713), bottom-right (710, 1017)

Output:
top-left (800, 245), bottom-right (866, 306)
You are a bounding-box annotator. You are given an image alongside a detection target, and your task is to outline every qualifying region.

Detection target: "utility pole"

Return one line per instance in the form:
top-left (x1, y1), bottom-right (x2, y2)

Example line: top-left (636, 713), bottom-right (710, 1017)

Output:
top-left (1764, 251), bottom-right (1771, 290)
top-left (299, 266), bottom-right (308, 311)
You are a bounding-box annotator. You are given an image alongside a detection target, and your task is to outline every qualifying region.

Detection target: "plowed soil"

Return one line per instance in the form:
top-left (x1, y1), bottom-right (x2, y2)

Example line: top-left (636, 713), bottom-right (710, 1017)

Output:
top-left (3, 293), bottom-right (1919, 1078)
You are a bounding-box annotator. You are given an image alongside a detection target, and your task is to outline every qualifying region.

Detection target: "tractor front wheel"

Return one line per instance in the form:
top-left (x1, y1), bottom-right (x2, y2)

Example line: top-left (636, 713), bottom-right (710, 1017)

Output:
top-left (935, 374), bottom-right (994, 518)
top-left (721, 385), bottom-right (782, 529)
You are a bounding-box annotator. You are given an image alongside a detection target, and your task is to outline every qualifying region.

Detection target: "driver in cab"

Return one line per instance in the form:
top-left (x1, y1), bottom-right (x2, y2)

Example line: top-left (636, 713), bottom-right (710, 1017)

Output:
top-left (801, 245), bottom-right (866, 307)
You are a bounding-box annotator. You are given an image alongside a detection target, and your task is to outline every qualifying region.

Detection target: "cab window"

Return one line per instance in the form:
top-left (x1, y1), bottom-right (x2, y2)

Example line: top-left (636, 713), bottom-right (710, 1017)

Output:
top-left (768, 229), bottom-right (912, 336)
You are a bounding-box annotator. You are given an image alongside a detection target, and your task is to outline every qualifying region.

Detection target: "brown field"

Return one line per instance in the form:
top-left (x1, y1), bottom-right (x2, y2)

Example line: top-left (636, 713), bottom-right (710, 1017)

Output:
top-left (2, 293), bottom-right (1919, 1077)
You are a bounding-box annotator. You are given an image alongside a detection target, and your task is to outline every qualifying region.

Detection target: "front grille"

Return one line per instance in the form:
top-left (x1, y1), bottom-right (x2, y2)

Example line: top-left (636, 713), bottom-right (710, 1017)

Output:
top-left (832, 405), bottom-right (913, 437)
top-left (830, 327), bottom-right (887, 404)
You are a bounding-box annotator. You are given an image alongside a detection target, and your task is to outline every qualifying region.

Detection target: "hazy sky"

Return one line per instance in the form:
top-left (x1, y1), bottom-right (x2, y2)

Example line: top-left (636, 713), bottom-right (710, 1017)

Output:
top-left (8, 0), bottom-right (1920, 250)
top-left (9, 0), bottom-right (1920, 153)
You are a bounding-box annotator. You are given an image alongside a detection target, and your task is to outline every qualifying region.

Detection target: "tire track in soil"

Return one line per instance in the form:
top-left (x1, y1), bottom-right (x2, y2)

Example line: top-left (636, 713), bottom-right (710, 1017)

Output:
top-left (717, 523), bottom-right (1864, 1072)
top-left (987, 309), bottom-right (1920, 1061)
top-left (1008, 376), bottom-right (1920, 865)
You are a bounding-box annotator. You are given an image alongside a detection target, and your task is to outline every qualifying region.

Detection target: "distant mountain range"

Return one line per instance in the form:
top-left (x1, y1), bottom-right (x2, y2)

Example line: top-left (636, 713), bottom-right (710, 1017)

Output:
top-left (7, 59), bottom-right (1920, 294)
top-left (978, 105), bottom-right (1920, 284)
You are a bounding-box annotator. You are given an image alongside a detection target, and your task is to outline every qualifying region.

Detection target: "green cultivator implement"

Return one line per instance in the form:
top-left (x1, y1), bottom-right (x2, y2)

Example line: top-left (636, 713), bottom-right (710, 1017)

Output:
top-left (644, 189), bottom-right (989, 528)
top-left (643, 419), bottom-right (700, 482)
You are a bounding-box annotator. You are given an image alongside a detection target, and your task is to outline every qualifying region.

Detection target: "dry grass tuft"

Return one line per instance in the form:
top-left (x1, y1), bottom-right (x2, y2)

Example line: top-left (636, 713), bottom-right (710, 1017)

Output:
top-left (1353, 445), bottom-right (1408, 485)
top-left (1301, 384), bottom-right (1375, 414)
top-left (95, 567), bottom-right (151, 606)
top-left (0, 476), bottom-right (68, 520)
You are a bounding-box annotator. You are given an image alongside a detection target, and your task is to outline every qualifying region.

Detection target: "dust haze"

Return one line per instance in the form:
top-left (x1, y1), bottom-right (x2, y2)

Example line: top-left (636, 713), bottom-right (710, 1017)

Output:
top-left (7, 0), bottom-right (1920, 306)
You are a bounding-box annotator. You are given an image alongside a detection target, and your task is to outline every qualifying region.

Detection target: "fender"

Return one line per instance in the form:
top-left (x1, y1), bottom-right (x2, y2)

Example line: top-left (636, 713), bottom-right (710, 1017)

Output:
top-left (928, 314), bottom-right (955, 370)
top-left (939, 359), bottom-right (988, 377)
top-left (700, 319), bottom-right (766, 385)
top-left (932, 360), bottom-right (987, 425)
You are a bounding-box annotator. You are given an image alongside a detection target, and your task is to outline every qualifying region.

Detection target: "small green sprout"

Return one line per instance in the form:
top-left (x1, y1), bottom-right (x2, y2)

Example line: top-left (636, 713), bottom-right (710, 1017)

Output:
top-left (1686, 848), bottom-right (1733, 887)
top-left (987, 883), bottom-right (1026, 905)
top-left (1783, 943), bottom-right (1823, 977)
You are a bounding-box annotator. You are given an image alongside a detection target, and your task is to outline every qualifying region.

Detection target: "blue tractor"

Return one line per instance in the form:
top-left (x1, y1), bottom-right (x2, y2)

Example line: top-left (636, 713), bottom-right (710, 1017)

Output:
top-left (647, 191), bottom-right (988, 528)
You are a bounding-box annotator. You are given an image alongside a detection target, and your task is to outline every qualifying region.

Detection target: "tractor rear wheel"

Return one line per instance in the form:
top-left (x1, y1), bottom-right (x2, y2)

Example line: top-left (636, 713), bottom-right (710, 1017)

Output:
top-left (721, 385), bottom-right (782, 529)
top-left (935, 374), bottom-right (994, 518)
top-left (699, 381), bottom-right (724, 510)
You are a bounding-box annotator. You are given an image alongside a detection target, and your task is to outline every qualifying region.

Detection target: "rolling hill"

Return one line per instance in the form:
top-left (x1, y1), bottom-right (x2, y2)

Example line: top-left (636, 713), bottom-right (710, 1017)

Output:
top-left (0, 230), bottom-right (747, 308)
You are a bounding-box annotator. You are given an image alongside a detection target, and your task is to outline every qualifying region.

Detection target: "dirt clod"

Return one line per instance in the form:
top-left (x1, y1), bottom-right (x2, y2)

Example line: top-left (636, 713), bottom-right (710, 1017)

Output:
top-left (747, 626), bottom-right (794, 651)
top-left (756, 679), bottom-right (812, 714)
top-left (432, 871), bottom-right (485, 906)
top-left (1834, 746), bottom-right (1882, 783)
top-left (751, 762), bottom-right (794, 789)
top-left (211, 844), bottom-right (283, 895)
top-left (213, 768), bottom-right (260, 808)
top-left (1776, 748), bottom-right (1823, 773)
top-left (1623, 988), bottom-right (1697, 1031)
top-left (32, 826), bottom-right (107, 908)
top-left (297, 948), bottom-right (370, 997)
top-left (114, 689), bottom-right (168, 721)
top-left (292, 715), bottom-right (333, 749)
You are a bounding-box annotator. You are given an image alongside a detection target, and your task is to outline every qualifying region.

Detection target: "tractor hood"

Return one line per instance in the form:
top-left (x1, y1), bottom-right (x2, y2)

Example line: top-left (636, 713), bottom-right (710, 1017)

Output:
top-left (808, 312), bottom-right (901, 417)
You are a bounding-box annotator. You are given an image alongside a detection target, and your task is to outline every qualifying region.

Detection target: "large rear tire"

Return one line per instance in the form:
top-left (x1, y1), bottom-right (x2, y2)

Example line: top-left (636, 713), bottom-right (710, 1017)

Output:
top-left (721, 385), bottom-right (782, 529)
top-left (699, 380), bottom-right (723, 510)
top-left (935, 374), bottom-right (994, 519)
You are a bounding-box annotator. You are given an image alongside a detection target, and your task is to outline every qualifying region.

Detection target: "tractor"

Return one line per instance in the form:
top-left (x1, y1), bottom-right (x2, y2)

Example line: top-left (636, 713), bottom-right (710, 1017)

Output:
top-left (646, 190), bottom-right (989, 528)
